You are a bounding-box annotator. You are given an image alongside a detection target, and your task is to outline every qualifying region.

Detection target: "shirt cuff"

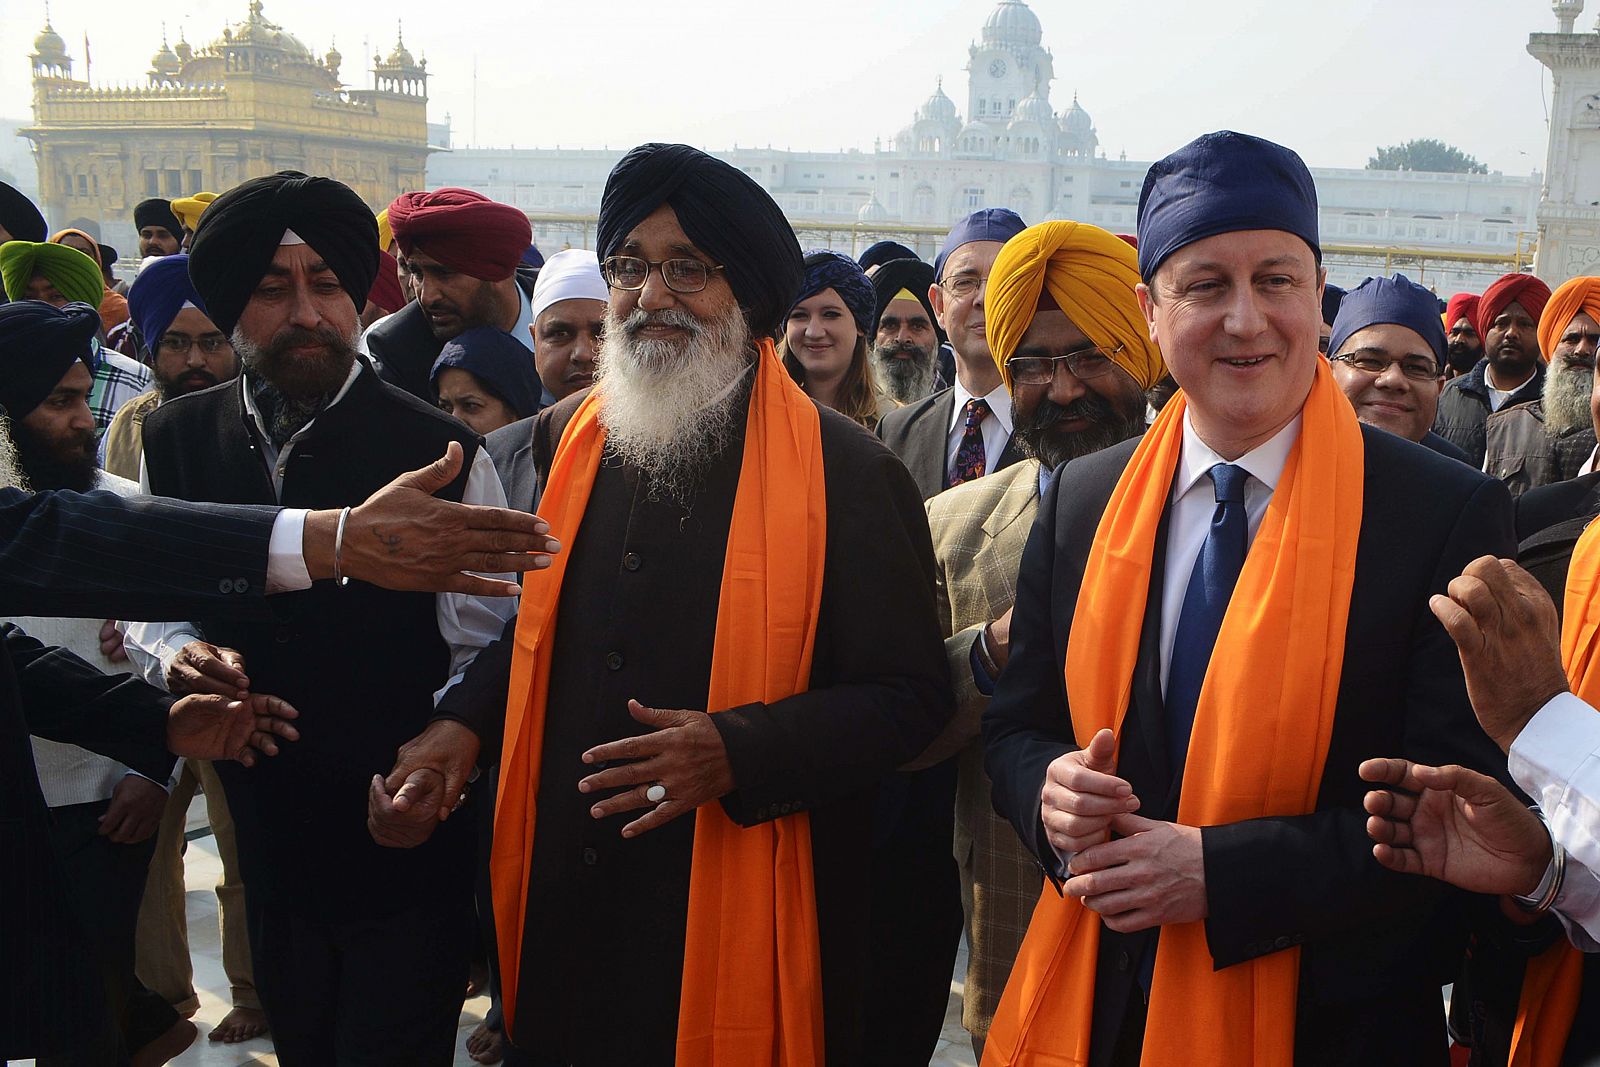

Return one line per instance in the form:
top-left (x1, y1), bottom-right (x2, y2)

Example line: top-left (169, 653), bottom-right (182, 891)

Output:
top-left (1508, 692), bottom-right (1600, 811)
top-left (266, 508), bottom-right (312, 594)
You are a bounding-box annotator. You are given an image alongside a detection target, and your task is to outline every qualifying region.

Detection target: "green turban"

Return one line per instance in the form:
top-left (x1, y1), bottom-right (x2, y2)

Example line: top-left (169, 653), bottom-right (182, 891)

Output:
top-left (0, 240), bottom-right (104, 308)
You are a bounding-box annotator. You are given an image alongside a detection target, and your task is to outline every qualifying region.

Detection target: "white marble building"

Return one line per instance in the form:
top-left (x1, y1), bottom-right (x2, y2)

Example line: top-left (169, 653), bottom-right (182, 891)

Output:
top-left (427, 0), bottom-right (1541, 293)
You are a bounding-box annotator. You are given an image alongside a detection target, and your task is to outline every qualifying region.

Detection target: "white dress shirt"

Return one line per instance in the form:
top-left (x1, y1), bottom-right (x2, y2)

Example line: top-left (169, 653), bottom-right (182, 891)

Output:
top-left (1509, 692), bottom-right (1600, 950)
top-left (945, 378), bottom-right (1013, 480)
top-left (1158, 412), bottom-right (1302, 694)
top-left (124, 365), bottom-right (515, 704)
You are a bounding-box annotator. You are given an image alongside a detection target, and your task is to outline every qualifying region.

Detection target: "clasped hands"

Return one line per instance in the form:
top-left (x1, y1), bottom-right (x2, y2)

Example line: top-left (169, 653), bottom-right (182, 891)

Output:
top-left (164, 641), bottom-right (298, 767)
top-left (368, 699), bottom-right (735, 848)
top-left (1043, 728), bottom-right (1207, 932)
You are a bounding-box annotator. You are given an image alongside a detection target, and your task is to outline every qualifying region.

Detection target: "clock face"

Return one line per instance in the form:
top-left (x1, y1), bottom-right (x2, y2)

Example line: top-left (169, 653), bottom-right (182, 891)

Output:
top-left (989, 58), bottom-right (1007, 79)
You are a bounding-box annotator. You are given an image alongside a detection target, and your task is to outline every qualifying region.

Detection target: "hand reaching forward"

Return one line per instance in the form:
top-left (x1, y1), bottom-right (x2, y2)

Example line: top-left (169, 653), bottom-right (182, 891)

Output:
top-left (578, 700), bottom-right (735, 839)
top-left (368, 720), bottom-right (481, 849)
top-left (166, 641), bottom-right (249, 698)
top-left (166, 692), bottom-right (299, 767)
top-left (1359, 757), bottom-right (1551, 896)
top-left (1040, 728), bottom-right (1139, 855)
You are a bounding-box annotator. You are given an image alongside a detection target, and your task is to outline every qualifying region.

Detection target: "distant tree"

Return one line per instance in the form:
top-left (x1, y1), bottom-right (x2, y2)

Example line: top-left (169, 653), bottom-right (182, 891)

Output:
top-left (1367, 139), bottom-right (1488, 174)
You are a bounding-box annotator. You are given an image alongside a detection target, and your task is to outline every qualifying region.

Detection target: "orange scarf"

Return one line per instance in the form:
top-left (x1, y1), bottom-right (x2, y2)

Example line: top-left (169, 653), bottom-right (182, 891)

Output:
top-left (1504, 523), bottom-right (1600, 1065)
top-left (490, 338), bottom-right (828, 1065)
top-left (983, 360), bottom-right (1364, 1067)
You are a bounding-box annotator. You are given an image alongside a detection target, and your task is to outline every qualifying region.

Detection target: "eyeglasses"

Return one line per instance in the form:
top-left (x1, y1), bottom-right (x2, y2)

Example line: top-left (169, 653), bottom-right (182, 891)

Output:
top-left (1007, 345), bottom-right (1125, 385)
top-left (157, 333), bottom-right (232, 355)
top-left (939, 274), bottom-right (989, 298)
top-left (1329, 353), bottom-right (1440, 381)
top-left (601, 256), bottom-right (725, 294)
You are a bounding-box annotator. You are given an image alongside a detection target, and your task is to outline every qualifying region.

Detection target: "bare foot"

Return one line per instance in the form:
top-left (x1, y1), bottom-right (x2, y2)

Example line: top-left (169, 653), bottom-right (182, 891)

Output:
top-left (466, 1021), bottom-right (505, 1065)
top-left (208, 1005), bottom-right (270, 1043)
top-left (465, 961), bottom-right (490, 1000)
top-left (131, 1018), bottom-right (197, 1067)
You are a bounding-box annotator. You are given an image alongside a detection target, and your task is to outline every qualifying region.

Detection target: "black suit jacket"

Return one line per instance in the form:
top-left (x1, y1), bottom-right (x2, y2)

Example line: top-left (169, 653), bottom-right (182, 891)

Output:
top-left (983, 426), bottom-right (1515, 1067)
top-left (0, 487), bottom-right (279, 1057)
top-left (877, 385), bottom-right (1024, 500)
top-left (1516, 470), bottom-right (1600, 543)
top-left (486, 414), bottom-right (537, 512)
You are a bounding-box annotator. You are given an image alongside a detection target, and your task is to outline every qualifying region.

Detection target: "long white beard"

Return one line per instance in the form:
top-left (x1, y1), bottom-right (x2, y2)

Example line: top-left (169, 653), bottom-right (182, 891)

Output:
top-left (594, 301), bottom-right (753, 503)
top-left (1543, 358), bottom-right (1594, 437)
top-left (0, 415), bottom-right (27, 492)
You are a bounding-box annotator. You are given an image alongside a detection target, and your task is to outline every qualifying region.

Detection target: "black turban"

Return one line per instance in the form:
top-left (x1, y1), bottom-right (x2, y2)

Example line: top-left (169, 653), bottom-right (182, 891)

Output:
top-left (1321, 283), bottom-right (1346, 329)
top-left (0, 300), bottom-right (98, 419)
top-left (134, 198), bottom-right (182, 238)
top-left (859, 241), bottom-right (918, 272)
top-left (870, 257), bottom-right (946, 344)
top-left (596, 143), bottom-right (802, 339)
top-left (187, 171), bottom-right (378, 337)
top-left (0, 182), bottom-right (46, 245)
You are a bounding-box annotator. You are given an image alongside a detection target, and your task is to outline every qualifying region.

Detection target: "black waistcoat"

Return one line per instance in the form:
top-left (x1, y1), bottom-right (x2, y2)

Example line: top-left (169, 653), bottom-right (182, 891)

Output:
top-left (141, 366), bottom-right (480, 917)
top-left (518, 418), bottom-right (745, 1062)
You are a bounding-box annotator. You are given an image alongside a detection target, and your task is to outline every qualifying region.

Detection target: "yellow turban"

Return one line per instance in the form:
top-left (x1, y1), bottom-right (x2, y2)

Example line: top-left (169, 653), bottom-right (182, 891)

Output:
top-left (171, 191), bottom-right (218, 232)
top-left (376, 208), bottom-right (393, 253)
top-left (0, 240), bottom-right (105, 308)
top-left (986, 220), bottom-right (1164, 391)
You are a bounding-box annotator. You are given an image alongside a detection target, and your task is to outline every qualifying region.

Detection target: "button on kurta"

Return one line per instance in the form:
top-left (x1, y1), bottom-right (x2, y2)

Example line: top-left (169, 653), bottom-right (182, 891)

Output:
top-left (605, 651), bottom-right (624, 671)
top-left (623, 552), bottom-right (642, 572)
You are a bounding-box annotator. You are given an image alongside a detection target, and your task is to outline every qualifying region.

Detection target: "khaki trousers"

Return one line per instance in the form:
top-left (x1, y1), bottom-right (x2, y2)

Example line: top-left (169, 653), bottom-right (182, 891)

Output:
top-left (133, 759), bottom-right (258, 1014)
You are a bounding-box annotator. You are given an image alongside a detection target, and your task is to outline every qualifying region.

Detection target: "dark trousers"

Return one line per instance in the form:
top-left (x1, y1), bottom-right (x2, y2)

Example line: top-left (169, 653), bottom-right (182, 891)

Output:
top-left (36, 799), bottom-right (178, 1067)
top-left (247, 894), bottom-right (474, 1067)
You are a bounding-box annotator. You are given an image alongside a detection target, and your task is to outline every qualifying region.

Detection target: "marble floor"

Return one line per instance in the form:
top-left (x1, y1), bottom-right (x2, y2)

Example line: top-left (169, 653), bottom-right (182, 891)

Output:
top-left (16, 792), bottom-right (979, 1067)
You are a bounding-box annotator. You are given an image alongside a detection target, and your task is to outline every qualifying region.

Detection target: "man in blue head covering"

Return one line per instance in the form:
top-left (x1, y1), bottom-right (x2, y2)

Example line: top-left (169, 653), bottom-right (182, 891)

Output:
top-left (1326, 273), bottom-right (1465, 462)
top-left (877, 207), bottom-right (1029, 502)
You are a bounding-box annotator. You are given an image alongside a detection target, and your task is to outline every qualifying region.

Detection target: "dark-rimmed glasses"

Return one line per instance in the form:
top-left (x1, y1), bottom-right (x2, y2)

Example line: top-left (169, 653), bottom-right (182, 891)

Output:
top-left (157, 333), bottom-right (233, 355)
top-left (1007, 345), bottom-right (1126, 385)
top-left (601, 256), bottom-right (725, 294)
top-left (1329, 352), bottom-right (1440, 381)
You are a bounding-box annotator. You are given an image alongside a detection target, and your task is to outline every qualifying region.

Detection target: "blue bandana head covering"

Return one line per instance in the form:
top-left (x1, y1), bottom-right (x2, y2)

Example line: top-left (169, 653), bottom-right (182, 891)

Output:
top-left (521, 244), bottom-right (545, 270)
top-left (128, 254), bottom-right (209, 349)
top-left (933, 207), bottom-right (1027, 281)
top-left (1137, 131), bottom-right (1320, 282)
top-left (859, 240), bottom-right (918, 272)
top-left (793, 250), bottom-right (876, 336)
top-left (429, 326), bottom-right (542, 420)
top-left (1321, 283), bottom-right (1346, 328)
top-left (1328, 273), bottom-right (1447, 368)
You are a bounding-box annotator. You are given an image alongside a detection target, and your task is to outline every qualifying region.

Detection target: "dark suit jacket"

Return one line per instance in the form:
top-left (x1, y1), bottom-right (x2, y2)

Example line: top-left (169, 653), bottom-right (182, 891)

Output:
top-left (877, 385), bottom-right (1024, 500)
top-left (486, 415), bottom-right (536, 512)
top-left (1516, 470), bottom-right (1600, 543)
top-left (0, 487), bottom-right (279, 1058)
top-left (983, 426), bottom-right (1515, 1067)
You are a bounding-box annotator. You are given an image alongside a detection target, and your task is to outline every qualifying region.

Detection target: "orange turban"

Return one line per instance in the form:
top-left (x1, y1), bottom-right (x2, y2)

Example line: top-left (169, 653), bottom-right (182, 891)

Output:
top-left (985, 220), bottom-right (1164, 391)
top-left (1539, 276), bottom-right (1600, 361)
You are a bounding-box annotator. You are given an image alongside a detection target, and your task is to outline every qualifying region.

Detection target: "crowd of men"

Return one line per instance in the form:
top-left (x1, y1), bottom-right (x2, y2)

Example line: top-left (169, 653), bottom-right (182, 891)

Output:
top-left (2, 126), bottom-right (1600, 1067)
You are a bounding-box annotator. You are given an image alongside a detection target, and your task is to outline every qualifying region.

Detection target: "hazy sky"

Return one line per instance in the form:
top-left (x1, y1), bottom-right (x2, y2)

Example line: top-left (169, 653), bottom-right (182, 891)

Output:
top-left (0, 0), bottom-right (1569, 174)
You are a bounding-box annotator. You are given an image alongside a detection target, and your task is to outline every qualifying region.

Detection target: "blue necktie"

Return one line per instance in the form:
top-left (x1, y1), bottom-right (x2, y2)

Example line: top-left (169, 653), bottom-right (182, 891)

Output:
top-left (1164, 462), bottom-right (1250, 774)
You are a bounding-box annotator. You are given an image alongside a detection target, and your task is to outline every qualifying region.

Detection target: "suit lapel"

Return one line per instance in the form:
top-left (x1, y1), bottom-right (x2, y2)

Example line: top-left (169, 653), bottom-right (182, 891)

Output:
top-left (908, 390), bottom-right (956, 497)
top-left (979, 461), bottom-right (1041, 545)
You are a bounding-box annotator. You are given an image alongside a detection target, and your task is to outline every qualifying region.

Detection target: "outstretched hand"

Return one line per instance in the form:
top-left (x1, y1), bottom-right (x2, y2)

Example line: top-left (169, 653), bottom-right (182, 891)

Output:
top-left (1359, 757), bottom-right (1551, 896)
top-left (577, 700), bottom-right (735, 839)
top-left (166, 692), bottom-right (299, 767)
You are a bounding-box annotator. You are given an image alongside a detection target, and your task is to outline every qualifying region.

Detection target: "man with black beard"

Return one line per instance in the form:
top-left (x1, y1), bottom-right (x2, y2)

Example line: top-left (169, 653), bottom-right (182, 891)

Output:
top-left (1483, 275), bottom-right (1600, 498)
top-left (370, 143), bottom-right (951, 1065)
top-left (905, 220), bottom-right (1160, 1062)
top-left (1444, 292), bottom-right (1483, 379)
top-left (868, 256), bottom-right (944, 406)
top-left (122, 171), bottom-right (520, 1064)
top-left (1437, 273), bottom-right (1552, 466)
top-left (363, 189), bottom-right (537, 404)
top-left (134, 199), bottom-right (183, 260)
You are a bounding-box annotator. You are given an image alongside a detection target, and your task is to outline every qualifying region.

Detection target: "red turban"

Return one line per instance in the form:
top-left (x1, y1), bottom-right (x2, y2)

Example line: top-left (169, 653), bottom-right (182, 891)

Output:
top-left (368, 249), bottom-right (405, 314)
top-left (386, 188), bottom-right (531, 282)
top-left (1444, 292), bottom-right (1479, 331)
top-left (1477, 273), bottom-right (1553, 358)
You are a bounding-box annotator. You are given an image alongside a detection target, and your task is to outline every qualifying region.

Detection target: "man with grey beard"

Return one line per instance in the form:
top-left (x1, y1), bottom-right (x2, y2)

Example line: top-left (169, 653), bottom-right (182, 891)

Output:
top-left (122, 171), bottom-right (519, 1064)
top-left (1484, 284), bottom-right (1600, 499)
top-left (868, 256), bottom-right (944, 406)
top-left (375, 143), bottom-right (951, 1065)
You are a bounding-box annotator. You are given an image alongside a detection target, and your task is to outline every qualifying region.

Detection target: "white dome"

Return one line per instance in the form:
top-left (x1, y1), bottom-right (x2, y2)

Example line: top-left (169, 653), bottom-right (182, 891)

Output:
top-left (1010, 92), bottom-right (1055, 128)
top-left (983, 0), bottom-right (1043, 49)
top-left (1061, 94), bottom-right (1093, 133)
top-left (919, 81), bottom-right (958, 124)
top-left (858, 196), bottom-right (890, 223)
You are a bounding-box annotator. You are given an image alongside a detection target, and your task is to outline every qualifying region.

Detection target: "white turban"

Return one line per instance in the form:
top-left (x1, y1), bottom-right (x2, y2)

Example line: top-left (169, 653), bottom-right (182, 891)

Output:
top-left (530, 249), bottom-right (608, 323)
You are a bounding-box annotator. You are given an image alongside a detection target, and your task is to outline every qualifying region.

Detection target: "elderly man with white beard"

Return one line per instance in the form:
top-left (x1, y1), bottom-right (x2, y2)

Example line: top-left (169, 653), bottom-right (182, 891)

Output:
top-left (374, 142), bottom-right (952, 1066)
top-left (1484, 275), bottom-right (1600, 499)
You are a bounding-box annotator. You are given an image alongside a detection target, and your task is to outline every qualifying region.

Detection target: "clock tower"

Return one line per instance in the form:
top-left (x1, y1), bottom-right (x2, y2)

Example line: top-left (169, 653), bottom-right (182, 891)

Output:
top-left (965, 0), bottom-right (1054, 124)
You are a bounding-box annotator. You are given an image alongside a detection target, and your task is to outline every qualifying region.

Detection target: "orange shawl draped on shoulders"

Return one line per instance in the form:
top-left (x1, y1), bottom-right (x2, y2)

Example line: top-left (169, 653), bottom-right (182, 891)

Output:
top-left (490, 337), bottom-right (829, 1065)
top-left (984, 359), bottom-right (1365, 1067)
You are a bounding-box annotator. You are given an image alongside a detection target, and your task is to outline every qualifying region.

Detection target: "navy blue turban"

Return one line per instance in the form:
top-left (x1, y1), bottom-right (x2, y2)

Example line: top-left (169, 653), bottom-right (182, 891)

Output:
top-left (597, 143), bottom-right (803, 339)
top-left (1321, 283), bottom-right (1346, 328)
top-left (795, 250), bottom-right (876, 335)
top-left (859, 240), bottom-right (919, 272)
top-left (188, 171), bottom-right (378, 337)
top-left (1328, 273), bottom-right (1447, 368)
top-left (430, 326), bottom-right (542, 420)
top-left (933, 208), bottom-right (1027, 280)
top-left (128, 254), bottom-right (209, 349)
top-left (0, 182), bottom-right (47, 246)
top-left (1137, 130), bottom-right (1320, 282)
top-left (521, 245), bottom-right (545, 270)
top-left (0, 300), bottom-right (98, 418)
top-left (870, 258), bottom-right (946, 344)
